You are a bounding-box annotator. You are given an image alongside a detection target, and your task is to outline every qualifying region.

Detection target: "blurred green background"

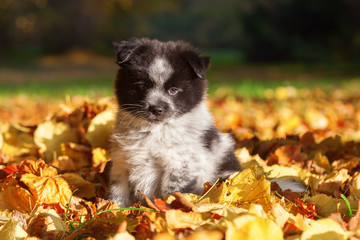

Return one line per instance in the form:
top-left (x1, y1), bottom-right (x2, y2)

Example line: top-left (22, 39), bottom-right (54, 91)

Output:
top-left (1, 0), bottom-right (360, 98)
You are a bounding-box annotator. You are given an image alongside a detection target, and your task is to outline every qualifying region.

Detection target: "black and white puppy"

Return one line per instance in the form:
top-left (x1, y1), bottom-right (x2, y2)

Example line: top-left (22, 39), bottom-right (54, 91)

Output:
top-left (108, 38), bottom-right (242, 207)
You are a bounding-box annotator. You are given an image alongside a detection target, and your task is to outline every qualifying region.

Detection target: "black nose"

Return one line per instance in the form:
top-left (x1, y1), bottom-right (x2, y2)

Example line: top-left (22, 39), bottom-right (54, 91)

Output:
top-left (148, 105), bottom-right (164, 116)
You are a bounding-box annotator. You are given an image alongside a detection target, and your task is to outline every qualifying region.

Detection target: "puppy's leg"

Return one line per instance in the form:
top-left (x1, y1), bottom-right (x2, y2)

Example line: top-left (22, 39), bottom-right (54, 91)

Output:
top-left (160, 169), bottom-right (199, 197)
top-left (108, 170), bottom-right (133, 207)
top-left (217, 151), bottom-right (242, 181)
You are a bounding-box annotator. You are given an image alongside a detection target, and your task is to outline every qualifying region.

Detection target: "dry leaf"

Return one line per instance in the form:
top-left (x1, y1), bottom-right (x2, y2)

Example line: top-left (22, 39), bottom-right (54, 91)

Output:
top-left (60, 173), bottom-right (96, 199)
top-left (300, 218), bottom-right (346, 240)
top-left (34, 121), bottom-right (78, 162)
top-left (85, 109), bottom-right (115, 149)
top-left (0, 217), bottom-right (28, 239)
top-left (198, 168), bottom-right (271, 208)
top-left (165, 210), bottom-right (203, 229)
top-left (18, 159), bottom-right (58, 177)
top-left (184, 230), bottom-right (223, 240)
top-left (0, 185), bottom-right (36, 213)
top-left (60, 142), bottom-right (92, 169)
top-left (21, 173), bottom-right (72, 206)
top-left (226, 215), bottom-right (283, 240)
top-left (306, 194), bottom-right (358, 217)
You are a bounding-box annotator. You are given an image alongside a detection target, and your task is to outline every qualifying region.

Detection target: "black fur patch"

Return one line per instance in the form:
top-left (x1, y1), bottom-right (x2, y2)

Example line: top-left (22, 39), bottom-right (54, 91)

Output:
top-left (202, 126), bottom-right (220, 150)
top-left (217, 151), bottom-right (242, 181)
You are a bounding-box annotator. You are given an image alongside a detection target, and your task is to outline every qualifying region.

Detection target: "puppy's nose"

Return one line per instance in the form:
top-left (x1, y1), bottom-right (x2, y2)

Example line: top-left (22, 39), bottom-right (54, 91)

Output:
top-left (148, 105), bottom-right (164, 116)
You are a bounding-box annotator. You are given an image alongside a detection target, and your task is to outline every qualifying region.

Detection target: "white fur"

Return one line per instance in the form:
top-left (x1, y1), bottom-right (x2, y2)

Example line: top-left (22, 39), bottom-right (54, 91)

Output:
top-left (109, 102), bottom-right (235, 207)
top-left (148, 57), bottom-right (174, 85)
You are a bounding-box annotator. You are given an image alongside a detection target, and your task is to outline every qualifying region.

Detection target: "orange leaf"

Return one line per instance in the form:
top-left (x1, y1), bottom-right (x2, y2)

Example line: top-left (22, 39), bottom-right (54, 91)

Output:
top-left (0, 165), bottom-right (18, 179)
top-left (20, 173), bottom-right (72, 207)
top-left (274, 145), bottom-right (302, 166)
top-left (154, 197), bottom-right (170, 212)
top-left (18, 159), bottom-right (57, 177)
top-left (0, 185), bottom-right (36, 213)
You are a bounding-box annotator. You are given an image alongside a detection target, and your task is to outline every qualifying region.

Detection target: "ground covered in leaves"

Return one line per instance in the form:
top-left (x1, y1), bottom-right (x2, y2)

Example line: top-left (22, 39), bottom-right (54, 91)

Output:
top-left (2, 86), bottom-right (360, 240)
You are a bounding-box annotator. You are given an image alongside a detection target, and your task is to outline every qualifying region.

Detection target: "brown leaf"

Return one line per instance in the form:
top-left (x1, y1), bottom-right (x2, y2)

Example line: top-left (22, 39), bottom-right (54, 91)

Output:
top-left (60, 173), bottom-right (96, 199)
top-left (137, 190), bottom-right (160, 211)
top-left (170, 192), bottom-right (199, 212)
top-left (273, 145), bottom-right (302, 166)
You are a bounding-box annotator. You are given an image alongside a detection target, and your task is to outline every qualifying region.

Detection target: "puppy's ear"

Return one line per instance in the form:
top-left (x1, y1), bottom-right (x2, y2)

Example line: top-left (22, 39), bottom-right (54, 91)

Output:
top-left (113, 41), bottom-right (138, 65)
top-left (183, 51), bottom-right (211, 79)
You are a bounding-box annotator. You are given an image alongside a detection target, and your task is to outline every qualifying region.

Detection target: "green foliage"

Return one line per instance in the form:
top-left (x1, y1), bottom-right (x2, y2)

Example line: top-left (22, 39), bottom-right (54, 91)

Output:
top-left (340, 194), bottom-right (357, 219)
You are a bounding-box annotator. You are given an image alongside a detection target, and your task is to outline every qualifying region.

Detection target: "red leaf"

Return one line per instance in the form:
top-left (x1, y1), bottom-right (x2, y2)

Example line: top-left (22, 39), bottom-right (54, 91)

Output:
top-left (154, 197), bottom-right (170, 212)
top-left (0, 165), bottom-right (18, 180)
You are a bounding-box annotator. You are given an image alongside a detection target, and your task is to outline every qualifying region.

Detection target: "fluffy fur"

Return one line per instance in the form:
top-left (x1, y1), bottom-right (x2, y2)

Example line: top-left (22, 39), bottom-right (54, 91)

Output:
top-left (108, 38), bottom-right (242, 207)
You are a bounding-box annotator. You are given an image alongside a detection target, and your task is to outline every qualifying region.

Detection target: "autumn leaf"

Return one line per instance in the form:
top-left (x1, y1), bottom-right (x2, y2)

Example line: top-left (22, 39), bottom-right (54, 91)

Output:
top-left (165, 210), bottom-right (203, 229)
top-left (34, 121), bottom-right (78, 162)
top-left (0, 184), bottom-right (36, 213)
top-left (226, 215), bottom-right (283, 240)
top-left (300, 218), bottom-right (347, 240)
top-left (85, 109), bottom-right (115, 149)
top-left (198, 167), bottom-right (271, 208)
top-left (18, 159), bottom-right (57, 177)
top-left (20, 173), bottom-right (72, 207)
top-left (0, 218), bottom-right (28, 239)
top-left (60, 172), bottom-right (96, 199)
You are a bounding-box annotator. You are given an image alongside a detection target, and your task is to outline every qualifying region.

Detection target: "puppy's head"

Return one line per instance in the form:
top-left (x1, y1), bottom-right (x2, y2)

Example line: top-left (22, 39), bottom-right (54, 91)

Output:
top-left (113, 38), bottom-right (210, 123)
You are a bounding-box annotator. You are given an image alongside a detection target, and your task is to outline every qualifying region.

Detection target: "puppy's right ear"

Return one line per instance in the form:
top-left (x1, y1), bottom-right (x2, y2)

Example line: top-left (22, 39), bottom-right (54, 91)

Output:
top-left (113, 41), bottom-right (137, 65)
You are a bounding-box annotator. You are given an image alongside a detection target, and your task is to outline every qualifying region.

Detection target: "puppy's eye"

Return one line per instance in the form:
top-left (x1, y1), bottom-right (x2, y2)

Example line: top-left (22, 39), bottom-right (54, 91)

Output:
top-left (138, 84), bottom-right (146, 91)
top-left (168, 87), bottom-right (179, 96)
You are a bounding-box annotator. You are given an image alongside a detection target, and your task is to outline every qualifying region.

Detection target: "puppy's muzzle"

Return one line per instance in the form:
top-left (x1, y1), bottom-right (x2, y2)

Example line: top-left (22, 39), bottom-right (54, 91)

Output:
top-left (148, 105), bottom-right (164, 116)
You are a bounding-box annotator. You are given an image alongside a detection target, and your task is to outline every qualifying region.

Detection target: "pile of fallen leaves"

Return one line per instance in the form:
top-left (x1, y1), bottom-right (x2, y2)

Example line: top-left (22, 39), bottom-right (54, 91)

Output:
top-left (2, 86), bottom-right (360, 240)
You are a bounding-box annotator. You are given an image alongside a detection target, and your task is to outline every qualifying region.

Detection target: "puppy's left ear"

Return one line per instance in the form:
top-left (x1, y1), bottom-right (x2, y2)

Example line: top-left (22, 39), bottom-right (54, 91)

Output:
top-left (113, 41), bottom-right (138, 65)
top-left (183, 51), bottom-right (211, 79)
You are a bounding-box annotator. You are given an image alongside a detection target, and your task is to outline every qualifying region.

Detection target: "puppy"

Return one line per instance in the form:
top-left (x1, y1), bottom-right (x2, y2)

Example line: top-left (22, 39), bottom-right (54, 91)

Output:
top-left (108, 38), bottom-right (242, 207)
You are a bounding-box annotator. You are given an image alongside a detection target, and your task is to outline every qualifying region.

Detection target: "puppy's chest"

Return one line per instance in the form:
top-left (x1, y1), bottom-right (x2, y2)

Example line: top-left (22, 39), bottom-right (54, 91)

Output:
top-left (120, 125), bottom-right (203, 165)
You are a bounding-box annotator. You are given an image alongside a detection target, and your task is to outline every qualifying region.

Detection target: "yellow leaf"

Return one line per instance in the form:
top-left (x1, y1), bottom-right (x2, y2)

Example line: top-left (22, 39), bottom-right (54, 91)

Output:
top-left (34, 121), bottom-right (78, 162)
top-left (269, 203), bottom-right (292, 229)
top-left (265, 165), bottom-right (302, 179)
top-left (1, 124), bottom-right (38, 158)
top-left (108, 231), bottom-right (135, 240)
top-left (0, 133), bottom-right (3, 150)
top-left (165, 210), bottom-right (203, 230)
top-left (60, 142), bottom-right (92, 169)
top-left (305, 108), bottom-right (328, 130)
top-left (0, 218), bottom-right (28, 239)
top-left (92, 147), bottom-right (110, 172)
top-left (300, 219), bottom-right (346, 240)
top-left (226, 215), bottom-right (283, 240)
top-left (85, 109), bottom-right (115, 148)
top-left (184, 230), bottom-right (223, 240)
top-left (60, 173), bottom-right (96, 199)
top-left (198, 168), bottom-right (271, 209)
top-left (20, 173), bottom-right (72, 207)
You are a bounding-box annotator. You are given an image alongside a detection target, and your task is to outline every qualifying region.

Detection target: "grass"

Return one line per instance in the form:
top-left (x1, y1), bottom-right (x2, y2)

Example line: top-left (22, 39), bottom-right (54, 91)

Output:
top-left (1, 51), bottom-right (360, 99)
